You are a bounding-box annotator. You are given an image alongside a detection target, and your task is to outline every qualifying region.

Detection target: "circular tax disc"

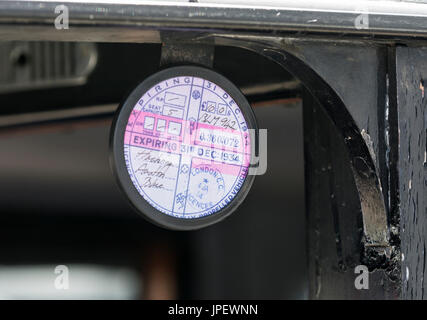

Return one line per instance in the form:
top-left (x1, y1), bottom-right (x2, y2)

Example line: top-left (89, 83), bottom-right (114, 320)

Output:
top-left (110, 66), bottom-right (257, 230)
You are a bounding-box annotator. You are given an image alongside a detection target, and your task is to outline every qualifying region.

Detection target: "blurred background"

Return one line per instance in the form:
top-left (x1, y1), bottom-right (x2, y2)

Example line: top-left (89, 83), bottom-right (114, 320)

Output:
top-left (0, 42), bottom-right (306, 299)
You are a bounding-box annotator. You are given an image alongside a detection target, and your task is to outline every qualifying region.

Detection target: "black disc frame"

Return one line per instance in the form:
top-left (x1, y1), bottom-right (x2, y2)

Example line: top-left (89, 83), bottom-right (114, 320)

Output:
top-left (110, 66), bottom-right (258, 230)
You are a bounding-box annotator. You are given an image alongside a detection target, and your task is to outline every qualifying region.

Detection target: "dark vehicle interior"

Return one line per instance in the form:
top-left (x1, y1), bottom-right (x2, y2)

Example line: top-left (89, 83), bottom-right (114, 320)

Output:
top-left (0, 42), bottom-right (306, 299)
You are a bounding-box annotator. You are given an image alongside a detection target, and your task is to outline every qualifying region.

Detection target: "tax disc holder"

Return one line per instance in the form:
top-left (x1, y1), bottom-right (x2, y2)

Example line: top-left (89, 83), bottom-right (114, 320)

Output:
top-left (110, 66), bottom-right (258, 230)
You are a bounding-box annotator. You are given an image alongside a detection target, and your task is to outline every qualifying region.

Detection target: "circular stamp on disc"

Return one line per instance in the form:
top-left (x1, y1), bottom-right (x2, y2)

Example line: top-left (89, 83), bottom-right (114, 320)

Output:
top-left (110, 66), bottom-right (257, 230)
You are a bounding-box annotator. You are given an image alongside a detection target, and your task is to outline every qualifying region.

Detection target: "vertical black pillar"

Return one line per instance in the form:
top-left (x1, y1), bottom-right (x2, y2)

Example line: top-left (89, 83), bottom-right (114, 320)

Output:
top-left (396, 47), bottom-right (427, 299)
